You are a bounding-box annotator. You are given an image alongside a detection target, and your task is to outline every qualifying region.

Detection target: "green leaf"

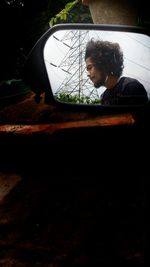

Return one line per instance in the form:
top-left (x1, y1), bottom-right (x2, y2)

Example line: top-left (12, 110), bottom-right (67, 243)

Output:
top-left (49, 0), bottom-right (80, 26)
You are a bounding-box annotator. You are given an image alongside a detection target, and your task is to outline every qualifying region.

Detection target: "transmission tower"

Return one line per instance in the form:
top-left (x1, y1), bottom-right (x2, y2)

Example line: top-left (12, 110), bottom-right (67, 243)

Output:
top-left (53, 30), bottom-right (100, 103)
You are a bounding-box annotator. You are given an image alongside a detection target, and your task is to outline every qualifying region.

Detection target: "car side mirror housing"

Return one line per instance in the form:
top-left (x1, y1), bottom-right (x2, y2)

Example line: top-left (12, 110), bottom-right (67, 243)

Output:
top-left (24, 23), bottom-right (150, 108)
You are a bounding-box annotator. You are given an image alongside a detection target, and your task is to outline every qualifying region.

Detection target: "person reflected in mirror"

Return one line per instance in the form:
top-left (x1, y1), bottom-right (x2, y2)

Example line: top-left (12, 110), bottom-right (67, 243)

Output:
top-left (85, 39), bottom-right (148, 105)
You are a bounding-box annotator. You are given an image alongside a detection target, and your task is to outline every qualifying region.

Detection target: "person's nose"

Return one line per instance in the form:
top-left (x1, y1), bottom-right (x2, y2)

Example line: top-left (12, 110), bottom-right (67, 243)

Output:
top-left (87, 70), bottom-right (91, 78)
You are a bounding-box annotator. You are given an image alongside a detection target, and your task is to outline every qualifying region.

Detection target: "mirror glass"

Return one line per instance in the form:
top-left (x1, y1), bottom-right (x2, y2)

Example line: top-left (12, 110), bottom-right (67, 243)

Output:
top-left (44, 29), bottom-right (150, 105)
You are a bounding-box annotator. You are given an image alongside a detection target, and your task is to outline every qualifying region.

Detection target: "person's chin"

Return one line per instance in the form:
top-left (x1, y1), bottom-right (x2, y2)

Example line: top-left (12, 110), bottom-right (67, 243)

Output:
top-left (94, 81), bottom-right (103, 88)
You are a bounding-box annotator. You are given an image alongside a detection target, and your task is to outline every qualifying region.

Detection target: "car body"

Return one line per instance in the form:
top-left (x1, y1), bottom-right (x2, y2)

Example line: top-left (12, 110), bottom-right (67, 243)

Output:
top-left (0, 23), bottom-right (148, 266)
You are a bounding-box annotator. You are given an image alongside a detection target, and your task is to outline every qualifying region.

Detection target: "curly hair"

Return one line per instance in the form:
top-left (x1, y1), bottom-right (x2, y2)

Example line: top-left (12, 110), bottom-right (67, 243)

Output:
top-left (85, 39), bottom-right (124, 77)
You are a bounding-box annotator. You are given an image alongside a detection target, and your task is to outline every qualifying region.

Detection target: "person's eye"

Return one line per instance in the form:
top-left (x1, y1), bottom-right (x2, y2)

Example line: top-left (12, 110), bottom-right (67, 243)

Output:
top-left (87, 65), bottom-right (93, 71)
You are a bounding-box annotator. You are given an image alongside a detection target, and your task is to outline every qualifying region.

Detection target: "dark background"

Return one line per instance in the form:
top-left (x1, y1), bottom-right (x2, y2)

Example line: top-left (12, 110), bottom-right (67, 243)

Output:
top-left (0, 0), bottom-right (92, 81)
top-left (0, 0), bottom-right (65, 80)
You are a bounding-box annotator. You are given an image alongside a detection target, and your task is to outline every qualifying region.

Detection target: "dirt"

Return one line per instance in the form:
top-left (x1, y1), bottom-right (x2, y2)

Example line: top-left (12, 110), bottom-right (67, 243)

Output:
top-left (0, 171), bottom-right (145, 266)
top-left (0, 92), bottom-right (145, 266)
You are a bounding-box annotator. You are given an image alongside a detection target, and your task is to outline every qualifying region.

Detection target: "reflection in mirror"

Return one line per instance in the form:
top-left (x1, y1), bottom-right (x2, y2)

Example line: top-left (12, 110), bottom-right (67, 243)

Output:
top-left (44, 29), bottom-right (150, 105)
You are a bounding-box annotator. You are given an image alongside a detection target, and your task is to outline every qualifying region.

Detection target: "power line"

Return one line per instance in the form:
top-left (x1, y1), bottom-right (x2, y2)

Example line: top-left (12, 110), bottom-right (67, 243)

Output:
top-left (124, 56), bottom-right (150, 72)
top-left (125, 33), bottom-right (150, 49)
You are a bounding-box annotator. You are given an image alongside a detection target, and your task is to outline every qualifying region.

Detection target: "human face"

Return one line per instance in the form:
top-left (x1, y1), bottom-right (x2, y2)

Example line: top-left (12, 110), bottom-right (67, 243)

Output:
top-left (85, 57), bottom-right (106, 88)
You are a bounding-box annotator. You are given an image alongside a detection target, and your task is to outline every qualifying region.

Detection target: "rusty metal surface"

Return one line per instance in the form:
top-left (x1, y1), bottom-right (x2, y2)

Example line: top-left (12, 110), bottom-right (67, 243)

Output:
top-left (0, 113), bottom-right (135, 136)
top-left (0, 170), bottom-right (145, 267)
top-left (0, 92), bottom-right (135, 136)
top-left (0, 93), bottom-right (145, 266)
top-left (0, 173), bottom-right (21, 202)
top-left (0, 173), bottom-right (145, 266)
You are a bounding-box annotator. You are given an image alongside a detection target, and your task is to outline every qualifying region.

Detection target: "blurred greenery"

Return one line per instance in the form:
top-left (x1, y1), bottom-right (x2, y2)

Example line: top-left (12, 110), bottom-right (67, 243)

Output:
top-left (49, 0), bottom-right (92, 26)
top-left (0, 79), bottom-right (31, 98)
top-left (55, 91), bottom-right (100, 104)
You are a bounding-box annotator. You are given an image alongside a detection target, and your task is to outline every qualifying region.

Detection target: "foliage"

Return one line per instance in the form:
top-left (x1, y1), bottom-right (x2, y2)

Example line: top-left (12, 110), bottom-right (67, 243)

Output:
top-left (50, 0), bottom-right (79, 27)
top-left (4, 0), bottom-right (24, 7)
top-left (49, 0), bottom-right (92, 26)
top-left (0, 79), bottom-right (31, 98)
top-left (55, 92), bottom-right (100, 104)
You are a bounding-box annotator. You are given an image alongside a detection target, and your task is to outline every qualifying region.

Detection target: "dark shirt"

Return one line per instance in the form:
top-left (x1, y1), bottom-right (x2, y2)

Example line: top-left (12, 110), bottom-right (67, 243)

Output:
top-left (100, 76), bottom-right (148, 105)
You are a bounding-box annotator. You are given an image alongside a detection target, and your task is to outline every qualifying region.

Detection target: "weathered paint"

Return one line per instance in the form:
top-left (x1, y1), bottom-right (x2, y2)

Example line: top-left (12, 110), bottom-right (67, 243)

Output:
top-left (0, 113), bottom-right (135, 136)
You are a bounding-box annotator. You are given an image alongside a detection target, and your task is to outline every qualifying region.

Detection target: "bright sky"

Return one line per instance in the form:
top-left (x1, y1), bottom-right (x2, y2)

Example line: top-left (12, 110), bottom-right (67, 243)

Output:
top-left (44, 29), bottom-right (150, 98)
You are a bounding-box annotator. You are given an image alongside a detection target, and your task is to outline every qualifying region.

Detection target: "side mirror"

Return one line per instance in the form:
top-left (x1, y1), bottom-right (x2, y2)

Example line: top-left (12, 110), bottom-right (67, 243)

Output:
top-left (24, 24), bottom-right (150, 108)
